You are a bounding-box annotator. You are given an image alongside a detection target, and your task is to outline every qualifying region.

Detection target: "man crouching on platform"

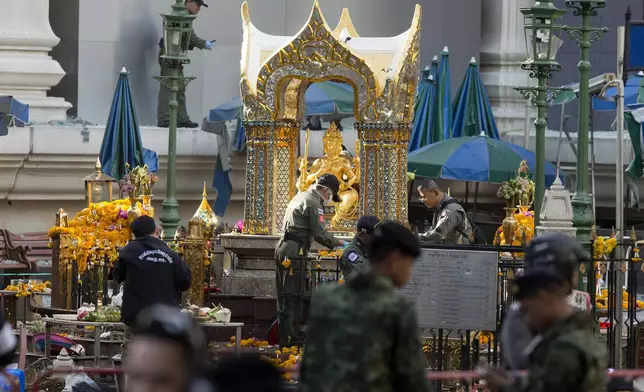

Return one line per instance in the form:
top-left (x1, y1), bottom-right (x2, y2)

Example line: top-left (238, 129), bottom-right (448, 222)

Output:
top-left (275, 174), bottom-right (347, 346)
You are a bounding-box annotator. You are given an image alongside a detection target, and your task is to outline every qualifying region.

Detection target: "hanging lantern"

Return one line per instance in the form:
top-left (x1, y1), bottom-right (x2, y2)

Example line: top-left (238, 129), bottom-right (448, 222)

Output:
top-left (161, 0), bottom-right (197, 61)
top-left (83, 157), bottom-right (116, 206)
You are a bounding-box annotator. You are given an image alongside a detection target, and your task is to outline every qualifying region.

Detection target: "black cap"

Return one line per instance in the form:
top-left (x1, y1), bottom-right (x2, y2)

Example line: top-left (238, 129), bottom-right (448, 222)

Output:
top-left (316, 174), bottom-right (341, 203)
top-left (131, 215), bottom-right (156, 238)
top-left (357, 215), bottom-right (380, 234)
top-left (193, 0), bottom-right (208, 7)
top-left (514, 233), bottom-right (588, 299)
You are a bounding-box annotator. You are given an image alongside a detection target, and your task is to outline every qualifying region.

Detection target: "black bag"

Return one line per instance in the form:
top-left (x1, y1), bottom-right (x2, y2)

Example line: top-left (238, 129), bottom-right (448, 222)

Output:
top-left (443, 200), bottom-right (487, 244)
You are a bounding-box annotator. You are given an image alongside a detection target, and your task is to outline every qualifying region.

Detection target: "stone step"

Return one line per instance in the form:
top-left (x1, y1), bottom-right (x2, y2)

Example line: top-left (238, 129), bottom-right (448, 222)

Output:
top-left (221, 270), bottom-right (275, 297)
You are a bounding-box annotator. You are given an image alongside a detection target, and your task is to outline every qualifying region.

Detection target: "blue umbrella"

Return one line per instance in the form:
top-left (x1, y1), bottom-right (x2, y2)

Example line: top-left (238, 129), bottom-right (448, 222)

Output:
top-left (100, 68), bottom-right (158, 180)
top-left (452, 58), bottom-right (500, 139)
top-left (208, 81), bottom-right (354, 123)
top-left (409, 56), bottom-right (439, 152)
top-left (0, 96), bottom-right (29, 125)
top-left (408, 136), bottom-right (563, 185)
top-left (594, 72), bottom-right (644, 111)
top-left (431, 47), bottom-right (453, 142)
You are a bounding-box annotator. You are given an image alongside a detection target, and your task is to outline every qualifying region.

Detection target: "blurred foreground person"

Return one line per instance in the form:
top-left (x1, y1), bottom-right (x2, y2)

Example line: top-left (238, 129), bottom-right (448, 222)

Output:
top-left (300, 221), bottom-right (430, 392)
top-left (207, 356), bottom-right (280, 392)
top-left (482, 234), bottom-right (605, 392)
top-left (500, 233), bottom-right (590, 370)
top-left (125, 305), bottom-right (206, 392)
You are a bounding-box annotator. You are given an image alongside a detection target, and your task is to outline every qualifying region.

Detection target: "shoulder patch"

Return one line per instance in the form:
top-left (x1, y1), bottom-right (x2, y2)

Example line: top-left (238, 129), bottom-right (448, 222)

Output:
top-left (317, 208), bottom-right (324, 215)
top-left (347, 251), bottom-right (359, 263)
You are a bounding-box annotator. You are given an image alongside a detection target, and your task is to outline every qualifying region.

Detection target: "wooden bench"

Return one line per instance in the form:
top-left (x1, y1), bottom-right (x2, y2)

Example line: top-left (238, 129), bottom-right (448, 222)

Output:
top-left (0, 229), bottom-right (35, 272)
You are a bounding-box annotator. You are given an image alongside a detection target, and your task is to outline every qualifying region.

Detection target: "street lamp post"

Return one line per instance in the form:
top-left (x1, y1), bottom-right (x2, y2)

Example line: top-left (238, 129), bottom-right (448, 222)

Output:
top-left (516, 0), bottom-right (568, 228)
top-left (565, 0), bottom-right (608, 244)
top-left (155, 0), bottom-right (196, 239)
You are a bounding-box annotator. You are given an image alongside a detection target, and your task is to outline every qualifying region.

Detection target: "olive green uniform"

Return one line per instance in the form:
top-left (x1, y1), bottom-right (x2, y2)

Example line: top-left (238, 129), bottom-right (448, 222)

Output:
top-left (275, 189), bottom-right (340, 345)
top-left (339, 237), bottom-right (369, 278)
top-left (157, 33), bottom-right (207, 126)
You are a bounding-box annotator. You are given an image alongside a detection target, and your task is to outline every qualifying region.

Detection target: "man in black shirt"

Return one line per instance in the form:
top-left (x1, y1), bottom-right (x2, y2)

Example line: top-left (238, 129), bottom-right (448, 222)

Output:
top-left (114, 216), bottom-right (192, 327)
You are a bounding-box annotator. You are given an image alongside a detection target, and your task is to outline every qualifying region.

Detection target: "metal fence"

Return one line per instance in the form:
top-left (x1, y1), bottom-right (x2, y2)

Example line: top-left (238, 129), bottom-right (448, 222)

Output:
top-left (279, 241), bottom-right (644, 391)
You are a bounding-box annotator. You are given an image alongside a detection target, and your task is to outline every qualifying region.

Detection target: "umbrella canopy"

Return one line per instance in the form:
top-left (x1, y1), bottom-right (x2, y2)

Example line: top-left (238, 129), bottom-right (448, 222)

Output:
top-left (431, 47), bottom-right (453, 142)
top-left (594, 72), bottom-right (644, 111)
top-left (0, 96), bottom-right (29, 125)
top-left (409, 56), bottom-right (439, 152)
top-left (100, 68), bottom-right (156, 180)
top-left (408, 136), bottom-right (561, 185)
top-left (208, 81), bottom-right (354, 122)
top-left (452, 58), bottom-right (500, 139)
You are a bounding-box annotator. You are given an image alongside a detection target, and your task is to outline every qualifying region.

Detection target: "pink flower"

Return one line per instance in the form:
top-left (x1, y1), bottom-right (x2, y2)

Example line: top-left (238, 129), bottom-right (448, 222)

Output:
top-left (235, 220), bottom-right (244, 231)
top-left (117, 210), bottom-right (128, 219)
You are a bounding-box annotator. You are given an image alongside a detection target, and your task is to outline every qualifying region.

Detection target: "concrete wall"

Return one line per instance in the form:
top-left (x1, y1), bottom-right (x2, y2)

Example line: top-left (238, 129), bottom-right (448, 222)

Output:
top-left (49, 0), bottom-right (482, 126)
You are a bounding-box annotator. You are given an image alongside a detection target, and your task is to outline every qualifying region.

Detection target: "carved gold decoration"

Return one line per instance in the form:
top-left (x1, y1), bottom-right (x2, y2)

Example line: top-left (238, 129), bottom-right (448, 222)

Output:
top-left (239, 2), bottom-right (421, 234)
top-left (193, 183), bottom-right (219, 230)
top-left (183, 218), bottom-right (206, 306)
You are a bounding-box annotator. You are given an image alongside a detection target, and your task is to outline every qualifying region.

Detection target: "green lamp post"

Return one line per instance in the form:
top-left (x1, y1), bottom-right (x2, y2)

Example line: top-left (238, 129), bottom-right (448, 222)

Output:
top-left (563, 0), bottom-right (608, 291)
top-left (516, 0), bottom-right (568, 228)
top-left (155, 0), bottom-right (197, 239)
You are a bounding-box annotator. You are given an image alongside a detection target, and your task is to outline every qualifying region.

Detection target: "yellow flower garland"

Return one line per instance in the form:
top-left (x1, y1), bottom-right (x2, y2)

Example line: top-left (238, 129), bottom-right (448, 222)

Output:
top-left (48, 199), bottom-right (150, 274)
top-left (5, 281), bottom-right (51, 297)
top-left (495, 210), bottom-right (535, 247)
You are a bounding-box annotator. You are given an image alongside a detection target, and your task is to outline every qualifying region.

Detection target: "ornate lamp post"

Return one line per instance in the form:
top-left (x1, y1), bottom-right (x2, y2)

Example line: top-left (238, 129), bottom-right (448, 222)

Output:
top-left (155, 1), bottom-right (196, 238)
top-left (565, 0), bottom-right (608, 243)
top-left (516, 0), bottom-right (567, 228)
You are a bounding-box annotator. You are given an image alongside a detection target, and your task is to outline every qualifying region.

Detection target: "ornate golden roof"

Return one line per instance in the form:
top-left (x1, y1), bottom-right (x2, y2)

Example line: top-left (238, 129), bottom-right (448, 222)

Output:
top-left (192, 182), bottom-right (219, 227)
top-left (239, 1), bottom-right (422, 124)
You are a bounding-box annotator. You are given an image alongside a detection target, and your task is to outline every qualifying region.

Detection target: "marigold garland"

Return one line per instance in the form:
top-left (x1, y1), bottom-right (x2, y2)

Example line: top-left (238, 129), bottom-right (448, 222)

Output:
top-left (5, 281), bottom-right (51, 297)
top-left (593, 236), bottom-right (617, 260)
top-left (48, 199), bottom-right (150, 274)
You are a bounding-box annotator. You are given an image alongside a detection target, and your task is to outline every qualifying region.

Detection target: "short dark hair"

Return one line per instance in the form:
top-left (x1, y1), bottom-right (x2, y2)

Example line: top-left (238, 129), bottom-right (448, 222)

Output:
top-left (208, 356), bottom-right (280, 392)
top-left (133, 305), bottom-right (205, 371)
top-left (131, 215), bottom-right (156, 238)
top-left (369, 221), bottom-right (421, 264)
top-left (417, 179), bottom-right (441, 193)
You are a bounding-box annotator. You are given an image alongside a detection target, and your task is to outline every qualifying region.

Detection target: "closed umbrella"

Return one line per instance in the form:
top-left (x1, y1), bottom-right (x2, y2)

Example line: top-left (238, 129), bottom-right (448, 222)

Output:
top-left (452, 58), bottom-right (500, 139)
top-left (100, 68), bottom-right (158, 180)
top-left (408, 135), bottom-right (562, 185)
top-left (431, 47), bottom-right (453, 142)
top-left (409, 56), bottom-right (439, 152)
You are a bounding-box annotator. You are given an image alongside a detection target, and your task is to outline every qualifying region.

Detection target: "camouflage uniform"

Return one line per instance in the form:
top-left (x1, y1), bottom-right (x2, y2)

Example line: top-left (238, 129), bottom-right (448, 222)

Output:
top-left (339, 237), bottom-right (369, 278)
top-left (157, 33), bottom-right (207, 126)
top-left (420, 196), bottom-right (472, 244)
top-left (501, 311), bottom-right (605, 392)
top-left (300, 274), bottom-right (430, 392)
top-left (274, 188), bottom-right (340, 345)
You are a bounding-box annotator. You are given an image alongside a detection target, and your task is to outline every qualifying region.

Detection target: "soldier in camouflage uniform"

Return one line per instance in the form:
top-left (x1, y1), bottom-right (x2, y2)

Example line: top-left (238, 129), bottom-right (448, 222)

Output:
top-left (300, 221), bottom-right (430, 392)
top-left (482, 233), bottom-right (606, 392)
top-left (274, 174), bottom-right (346, 346)
top-left (339, 215), bottom-right (380, 278)
top-left (417, 180), bottom-right (472, 244)
top-left (157, 0), bottom-right (214, 128)
top-left (500, 233), bottom-right (588, 370)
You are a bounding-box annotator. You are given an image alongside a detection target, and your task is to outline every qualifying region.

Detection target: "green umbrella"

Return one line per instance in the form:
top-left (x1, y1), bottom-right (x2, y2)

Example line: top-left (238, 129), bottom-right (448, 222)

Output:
top-left (407, 136), bottom-right (562, 185)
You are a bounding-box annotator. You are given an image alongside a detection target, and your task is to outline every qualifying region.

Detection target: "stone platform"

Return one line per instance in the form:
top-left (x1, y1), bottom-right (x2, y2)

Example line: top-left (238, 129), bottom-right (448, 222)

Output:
top-left (220, 233), bottom-right (349, 297)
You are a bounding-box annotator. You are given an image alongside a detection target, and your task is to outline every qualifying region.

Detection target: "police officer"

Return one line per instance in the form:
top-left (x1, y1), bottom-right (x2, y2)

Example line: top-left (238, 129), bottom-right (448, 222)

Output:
top-left (339, 215), bottom-right (380, 278)
top-left (157, 0), bottom-right (215, 128)
top-left (274, 174), bottom-right (346, 345)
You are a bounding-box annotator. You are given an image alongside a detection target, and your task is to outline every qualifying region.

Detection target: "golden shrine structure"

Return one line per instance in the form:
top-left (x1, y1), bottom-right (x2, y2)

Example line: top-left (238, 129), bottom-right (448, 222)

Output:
top-left (221, 1), bottom-right (422, 295)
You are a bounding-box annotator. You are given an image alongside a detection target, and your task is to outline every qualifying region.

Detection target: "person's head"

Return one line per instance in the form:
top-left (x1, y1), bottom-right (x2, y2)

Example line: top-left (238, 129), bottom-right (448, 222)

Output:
top-left (126, 305), bottom-right (206, 392)
top-left (314, 174), bottom-right (341, 204)
top-left (355, 215), bottom-right (381, 249)
top-left (131, 215), bottom-right (157, 239)
top-left (368, 221), bottom-right (421, 287)
top-left (207, 356), bottom-right (280, 392)
top-left (417, 179), bottom-right (445, 209)
top-left (515, 233), bottom-right (589, 332)
top-left (185, 0), bottom-right (207, 15)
